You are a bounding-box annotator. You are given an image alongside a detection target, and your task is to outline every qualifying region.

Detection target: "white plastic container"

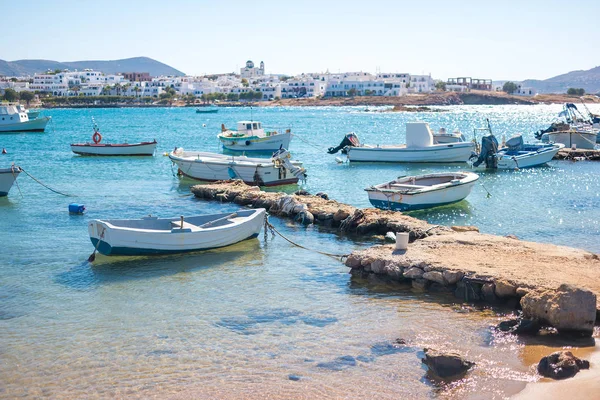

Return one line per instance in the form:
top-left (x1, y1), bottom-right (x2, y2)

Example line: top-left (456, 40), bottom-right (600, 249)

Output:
top-left (395, 232), bottom-right (409, 250)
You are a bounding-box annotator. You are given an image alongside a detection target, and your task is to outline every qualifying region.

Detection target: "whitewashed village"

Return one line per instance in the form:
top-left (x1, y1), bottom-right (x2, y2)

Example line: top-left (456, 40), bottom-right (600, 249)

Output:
top-left (0, 59), bottom-right (537, 102)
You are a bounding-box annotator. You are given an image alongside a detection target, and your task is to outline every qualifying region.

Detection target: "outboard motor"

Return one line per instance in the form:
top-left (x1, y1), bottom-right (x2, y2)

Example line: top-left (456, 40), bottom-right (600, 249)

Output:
top-left (473, 134), bottom-right (499, 168)
top-left (272, 147), bottom-right (307, 182)
top-left (328, 132), bottom-right (360, 154)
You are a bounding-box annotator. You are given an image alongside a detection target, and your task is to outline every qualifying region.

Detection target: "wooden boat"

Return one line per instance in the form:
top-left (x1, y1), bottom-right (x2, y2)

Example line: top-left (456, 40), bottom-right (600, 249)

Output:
top-left (70, 119), bottom-right (157, 156)
top-left (433, 127), bottom-right (466, 144)
top-left (0, 165), bottom-right (21, 196)
top-left (472, 123), bottom-right (564, 169)
top-left (88, 208), bottom-right (266, 256)
top-left (169, 147), bottom-right (306, 186)
top-left (0, 105), bottom-right (51, 133)
top-left (328, 122), bottom-right (475, 163)
top-left (196, 105), bottom-right (219, 113)
top-left (365, 172), bottom-right (479, 211)
top-left (218, 121), bottom-right (292, 152)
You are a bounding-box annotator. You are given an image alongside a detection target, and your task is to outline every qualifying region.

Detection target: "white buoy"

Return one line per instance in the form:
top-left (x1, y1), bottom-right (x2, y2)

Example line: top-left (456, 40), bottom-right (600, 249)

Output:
top-left (395, 232), bottom-right (409, 250)
top-left (202, 124), bottom-right (207, 127)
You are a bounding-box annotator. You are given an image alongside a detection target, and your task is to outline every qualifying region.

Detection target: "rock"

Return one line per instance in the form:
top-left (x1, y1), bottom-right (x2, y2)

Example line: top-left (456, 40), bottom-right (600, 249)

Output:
top-left (481, 283), bottom-right (499, 303)
top-left (295, 210), bottom-right (314, 225)
top-left (294, 189), bottom-right (310, 196)
top-left (423, 271), bottom-right (445, 285)
top-left (333, 209), bottom-right (350, 222)
top-left (521, 284), bottom-right (597, 336)
top-left (516, 287), bottom-right (529, 297)
top-left (451, 225), bottom-right (479, 233)
top-left (537, 351), bottom-right (590, 379)
top-left (412, 278), bottom-right (429, 290)
top-left (315, 192), bottom-right (329, 200)
top-left (403, 267), bottom-right (424, 279)
top-left (384, 261), bottom-right (403, 280)
top-left (345, 255), bottom-right (362, 269)
top-left (496, 318), bottom-right (540, 335)
top-left (421, 348), bottom-right (474, 379)
top-left (288, 374), bottom-right (301, 381)
top-left (505, 234), bottom-right (519, 240)
top-left (495, 280), bottom-right (517, 298)
top-left (443, 270), bottom-right (464, 285)
top-left (384, 232), bottom-right (396, 243)
top-left (371, 259), bottom-right (386, 274)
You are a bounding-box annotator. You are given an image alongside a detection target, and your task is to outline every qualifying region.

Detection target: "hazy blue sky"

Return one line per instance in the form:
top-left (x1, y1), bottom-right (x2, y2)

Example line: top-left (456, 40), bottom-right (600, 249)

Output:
top-left (2, 0), bottom-right (599, 80)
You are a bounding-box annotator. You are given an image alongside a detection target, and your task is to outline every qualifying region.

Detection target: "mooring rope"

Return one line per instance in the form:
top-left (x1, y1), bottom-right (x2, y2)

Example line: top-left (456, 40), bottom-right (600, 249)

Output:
top-left (19, 167), bottom-right (74, 197)
top-left (264, 216), bottom-right (348, 260)
top-left (290, 132), bottom-right (324, 151)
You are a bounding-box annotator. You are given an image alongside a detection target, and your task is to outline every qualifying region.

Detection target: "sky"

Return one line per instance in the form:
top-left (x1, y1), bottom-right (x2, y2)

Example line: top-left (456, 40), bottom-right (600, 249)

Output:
top-left (2, 0), bottom-right (599, 81)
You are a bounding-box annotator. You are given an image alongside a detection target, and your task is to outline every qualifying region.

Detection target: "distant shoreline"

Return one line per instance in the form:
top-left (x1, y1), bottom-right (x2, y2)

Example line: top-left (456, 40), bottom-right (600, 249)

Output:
top-left (38, 91), bottom-right (599, 109)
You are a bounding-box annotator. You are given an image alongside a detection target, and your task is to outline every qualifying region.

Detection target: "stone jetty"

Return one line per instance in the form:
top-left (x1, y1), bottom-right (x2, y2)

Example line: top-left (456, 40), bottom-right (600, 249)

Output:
top-left (554, 148), bottom-right (600, 161)
top-left (191, 180), bottom-right (600, 335)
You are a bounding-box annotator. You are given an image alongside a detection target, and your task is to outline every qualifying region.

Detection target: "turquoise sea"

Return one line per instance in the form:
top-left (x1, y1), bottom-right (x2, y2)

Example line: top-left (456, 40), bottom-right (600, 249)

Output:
top-left (1, 105), bottom-right (599, 399)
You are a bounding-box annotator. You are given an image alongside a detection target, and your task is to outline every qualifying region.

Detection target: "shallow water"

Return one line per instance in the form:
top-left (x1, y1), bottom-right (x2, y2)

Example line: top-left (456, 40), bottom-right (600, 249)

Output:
top-left (1, 105), bottom-right (599, 399)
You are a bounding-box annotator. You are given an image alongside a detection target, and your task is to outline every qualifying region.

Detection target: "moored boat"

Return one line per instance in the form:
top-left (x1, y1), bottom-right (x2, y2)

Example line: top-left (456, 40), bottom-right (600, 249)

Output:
top-left (169, 147), bottom-right (306, 186)
top-left (433, 127), bottom-right (466, 144)
top-left (535, 103), bottom-right (598, 149)
top-left (218, 121), bottom-right (292, 152)
top-left (88, 208), bottom-right (266, 256)
top-left (196, 105), bottom-right (219, 113)
top-left (328, 122), bottom-right (475, 163)
top-left (70, 119), bottom-right (157, 156)
top-left (0, 105), bottom-right (51, 133)
top-left (0, 165), bottom-right (21, 196)
top-left (365, 172), bottom-right (479, 211)
top-left (472, 122), bottom-right (564, 169)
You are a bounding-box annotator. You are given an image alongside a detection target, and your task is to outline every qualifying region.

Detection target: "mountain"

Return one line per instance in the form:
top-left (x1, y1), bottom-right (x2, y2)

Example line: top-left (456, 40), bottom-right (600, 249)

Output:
top-left (521, 66), bottom-right (600, 94)
top-left (0, 57), bottom-right (185, 77)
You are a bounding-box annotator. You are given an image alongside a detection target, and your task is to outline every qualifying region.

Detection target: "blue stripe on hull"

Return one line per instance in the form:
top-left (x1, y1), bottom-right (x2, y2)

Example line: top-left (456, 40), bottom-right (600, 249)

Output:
top-left (0, 192), bottom-right (8, 196)
top-left (368, 198), bottom-right (464, 211)
top-left (90, 233), bottom-right (260, 256)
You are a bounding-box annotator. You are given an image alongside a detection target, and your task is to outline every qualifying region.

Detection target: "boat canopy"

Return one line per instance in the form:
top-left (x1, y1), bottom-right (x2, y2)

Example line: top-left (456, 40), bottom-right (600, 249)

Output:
top-left (406, 122), bottom-right (434, 148)
top-left (237, 121), bottom-right (262, 131)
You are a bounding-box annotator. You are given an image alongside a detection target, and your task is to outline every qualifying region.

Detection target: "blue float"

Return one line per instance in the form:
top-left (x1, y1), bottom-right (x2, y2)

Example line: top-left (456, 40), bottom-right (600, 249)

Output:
top-left (68, 203), bottom-right (85, 214)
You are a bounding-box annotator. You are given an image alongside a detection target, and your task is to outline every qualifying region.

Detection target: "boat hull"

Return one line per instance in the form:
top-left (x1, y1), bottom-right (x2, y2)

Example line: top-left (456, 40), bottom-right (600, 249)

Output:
top-left (71, 141), bottom-right (157, 156)
top-left (348, 143), bottom-right (475, 163)
top-left (196, 109), bottom-right (218, 113)
top-left (0, 167), bottom-right (20, 196)
top-left (169, 151), bottom-right (302, 186)
top-left (477, 144), bottom-right (564, 169)
top-left (542, 131), bottom-right (597, 150)
top-left (219, 132), bottom-right (292, 152)
top-left (0, 116), bottom-right (51, 133)
top-left (88, 209), bottom-right (266, 256)
top-left (366, 173), bottom-right (478, 211)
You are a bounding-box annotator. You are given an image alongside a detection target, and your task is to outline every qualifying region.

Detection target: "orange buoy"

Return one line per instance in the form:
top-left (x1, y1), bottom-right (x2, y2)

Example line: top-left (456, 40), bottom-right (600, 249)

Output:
top-left (92, 132), bottom-right (102, 144)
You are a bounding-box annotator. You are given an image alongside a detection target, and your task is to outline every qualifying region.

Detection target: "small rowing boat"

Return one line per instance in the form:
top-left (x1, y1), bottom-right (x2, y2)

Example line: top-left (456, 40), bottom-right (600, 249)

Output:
top-left (0, 165), bottom-right (21, 196)
top-left (365, 172), bottom-right (479, 211)
top-left (71, 118), bottom-right (157, 156)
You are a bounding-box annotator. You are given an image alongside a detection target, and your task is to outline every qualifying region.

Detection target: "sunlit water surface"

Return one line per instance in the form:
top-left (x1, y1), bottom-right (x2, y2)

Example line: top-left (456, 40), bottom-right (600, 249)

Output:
top-left (1, 105), bottom-right (599, 399)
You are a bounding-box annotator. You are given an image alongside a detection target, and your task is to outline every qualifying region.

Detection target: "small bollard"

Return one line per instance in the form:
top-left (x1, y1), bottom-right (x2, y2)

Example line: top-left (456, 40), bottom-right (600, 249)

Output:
top-left (395, 232), bottom-right (409, 250)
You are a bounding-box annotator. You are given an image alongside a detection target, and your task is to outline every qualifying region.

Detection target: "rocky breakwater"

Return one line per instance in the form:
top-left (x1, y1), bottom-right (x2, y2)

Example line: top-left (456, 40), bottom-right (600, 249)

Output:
top-left (346, 231), bottom-right (600, 336)
top-left (190, 180), bottom-right (448, 239)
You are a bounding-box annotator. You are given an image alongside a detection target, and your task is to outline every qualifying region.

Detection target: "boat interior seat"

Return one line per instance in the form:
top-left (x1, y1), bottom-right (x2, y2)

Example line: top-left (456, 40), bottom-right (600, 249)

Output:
top-left (170, 220), bottom-right (198, 229)
top-left (390, 183), bottom-right (428, 189)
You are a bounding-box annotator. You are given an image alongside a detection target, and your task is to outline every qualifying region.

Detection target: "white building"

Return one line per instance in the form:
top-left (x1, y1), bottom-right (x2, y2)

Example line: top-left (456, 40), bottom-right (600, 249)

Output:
top-left (408, 74), bottom-right (434, 93)
top-left (240, 60), bottom-right (265, 78)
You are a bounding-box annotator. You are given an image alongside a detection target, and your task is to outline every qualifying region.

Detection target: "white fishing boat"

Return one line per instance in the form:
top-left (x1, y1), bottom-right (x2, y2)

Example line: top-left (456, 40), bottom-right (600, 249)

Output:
top-left (365, 172), bottom-right (479, 211)
top-left (218, 121), bottom-right (292, 152)
top-left (88, 208), bottom-right (266, 256)
top-left (328, 122), bottom-right (475, 163)
top-left (535, 103), bottom-right (598, 149)
top-left (433, 128), bottom-right (466, 144)
top-left (70, 119), bottom-right (157, 156)
top-left (0, 165), bottom-right (21, 196)
top-left (169, 147), bottom-right (306, 186)
top-left (0, 105), bottom-right (51, 133)
top-left (472, 124), bottom-right (564, 169)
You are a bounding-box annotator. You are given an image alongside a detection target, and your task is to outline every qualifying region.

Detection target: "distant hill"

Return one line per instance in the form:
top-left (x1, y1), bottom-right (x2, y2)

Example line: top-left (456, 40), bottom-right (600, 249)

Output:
top-left (0, 57), bottom-right (185, 77)
top-left (521, 66), bottom-right (600, 94)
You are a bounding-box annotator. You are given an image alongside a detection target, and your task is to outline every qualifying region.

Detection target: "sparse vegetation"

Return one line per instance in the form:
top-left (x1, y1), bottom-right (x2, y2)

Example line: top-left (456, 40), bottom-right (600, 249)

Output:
top-left (502, 81), bottom-right (518, 94)
top-left (567, 88), bottom-right (585, 96)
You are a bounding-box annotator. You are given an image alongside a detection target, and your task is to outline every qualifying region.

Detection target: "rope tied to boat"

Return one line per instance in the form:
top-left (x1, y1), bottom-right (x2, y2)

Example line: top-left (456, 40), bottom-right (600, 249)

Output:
top-left (263, 215), bottom-right (349, 261)
top-left (88, 226), bottom-right (105, 262)
top-left (18, 166), bottom-right (74, 197)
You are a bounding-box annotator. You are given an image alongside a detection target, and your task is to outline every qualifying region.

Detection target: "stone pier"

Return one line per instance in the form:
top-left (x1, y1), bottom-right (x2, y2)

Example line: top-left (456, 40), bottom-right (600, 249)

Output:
top-left (191, 180), bottom-right (600, 335)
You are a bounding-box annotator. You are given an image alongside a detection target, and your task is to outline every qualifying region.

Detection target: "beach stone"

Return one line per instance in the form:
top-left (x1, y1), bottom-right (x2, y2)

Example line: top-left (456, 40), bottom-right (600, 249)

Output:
top-left (521, 284), bottom-right (597, 336)
top-left (384, 262), bottom-right (403, 281)
top-left (496, 318), bottom-right (540, 335)
top-left (537, 351), bottom-right (590, 379)
top-left (371, 259), bottom-right (386, 274)
top-left (345, 255), bottom-right (362, 269)
top-left (295, 210), bottom-right (314, 225)
top-left (333, 209), bottom-right (350, 222)
top-left (403, 267), bottom-right (424, 279)
top-left (443, 270), bottom-right (464, 285)
top-left (421, 348), bottom-right (474, 379)
top-left (451, 225), bottom-right (479, 233)
top-left (412, 278), bottom-right (429, 290)
top-left (315, 192), bottom-right (329, 200)
top-left (495, 280), bottom-right (517, 298)
top-left (481, 283), bottom-right (499, 304)
top-left (505, 234), bottom-right (519, 240)
top-left (516, 287), bottom-right (529, 297)
top-left (423, 271), bottom-right (445, 285)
